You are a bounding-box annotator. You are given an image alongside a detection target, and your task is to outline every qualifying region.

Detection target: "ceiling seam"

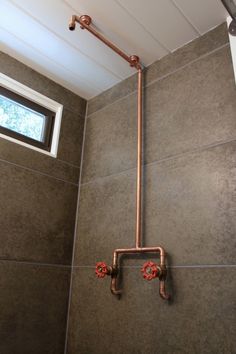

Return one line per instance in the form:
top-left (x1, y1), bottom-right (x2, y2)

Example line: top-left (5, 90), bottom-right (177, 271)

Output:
top-left (171, 0), bottom-right (201, 36)
top-left (8, 0), bottom-right (124, 82)
top-left (0, 25), bottom-right (100, 96)
top-left (114, 0), bottom-right (171, 54)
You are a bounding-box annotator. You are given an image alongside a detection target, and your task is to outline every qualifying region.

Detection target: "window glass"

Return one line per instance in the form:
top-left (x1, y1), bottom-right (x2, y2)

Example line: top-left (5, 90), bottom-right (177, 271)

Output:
top-left (0, 94), bottom-right (46, 142)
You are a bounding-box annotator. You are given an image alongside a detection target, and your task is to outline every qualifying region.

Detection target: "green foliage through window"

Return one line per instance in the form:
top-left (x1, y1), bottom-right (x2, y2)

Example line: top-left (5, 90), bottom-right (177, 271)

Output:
top-left (0, 94), bottom-right (45, 142)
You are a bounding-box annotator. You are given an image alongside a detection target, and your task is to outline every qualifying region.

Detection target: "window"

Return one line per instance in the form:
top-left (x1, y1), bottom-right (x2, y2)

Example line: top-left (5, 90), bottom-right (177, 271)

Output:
top-left (0, 73), bottom-right (63, 157)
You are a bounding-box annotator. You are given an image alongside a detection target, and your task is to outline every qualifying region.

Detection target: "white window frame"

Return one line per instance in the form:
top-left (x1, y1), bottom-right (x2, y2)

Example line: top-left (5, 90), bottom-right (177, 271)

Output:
top-left (0, 73), bottom-right (63, 158)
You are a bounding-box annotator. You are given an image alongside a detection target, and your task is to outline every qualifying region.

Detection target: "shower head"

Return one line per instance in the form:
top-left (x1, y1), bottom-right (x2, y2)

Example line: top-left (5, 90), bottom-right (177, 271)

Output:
top-left (221, 0), bottom-right (236, 35)
top-left (68, 15), bottom-right (92, 31)
top-left (69, 15), bottom-right (76, 31)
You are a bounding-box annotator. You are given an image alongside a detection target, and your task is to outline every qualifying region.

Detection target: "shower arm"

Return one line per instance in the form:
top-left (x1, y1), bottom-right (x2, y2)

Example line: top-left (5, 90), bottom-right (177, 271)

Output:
top-left (69, 14), bottom-right (170, 300)
top-left (69, 15), bottom-right (141, 69)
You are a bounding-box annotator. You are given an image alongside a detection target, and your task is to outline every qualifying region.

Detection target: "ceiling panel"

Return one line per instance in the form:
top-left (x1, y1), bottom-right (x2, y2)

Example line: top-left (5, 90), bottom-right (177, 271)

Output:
top-left (10, 0), bottom-right (135, 80)
top-left (117, 0), bottom-right (199, 51)
top-left (173, 0), bottom-right (227, 34)
top-left (0, 27), bottom-right (97, 98)
top-left (65, 0), bottom-right (169, 65)
top-left (0, 0), bottom-right (228, 99)
top-left (1, 0), bottom-right (122, 98)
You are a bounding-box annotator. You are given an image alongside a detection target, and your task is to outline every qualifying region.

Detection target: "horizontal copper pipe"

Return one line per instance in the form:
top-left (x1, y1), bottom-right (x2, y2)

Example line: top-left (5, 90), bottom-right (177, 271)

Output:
top-left (113, 247), bottom-right (166, 266)
top-left (69, 15), bottom-right (141, 70)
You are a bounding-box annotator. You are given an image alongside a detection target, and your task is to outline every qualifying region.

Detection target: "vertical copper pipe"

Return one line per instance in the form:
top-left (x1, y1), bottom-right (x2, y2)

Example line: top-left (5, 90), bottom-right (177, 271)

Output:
top-left (136, 68), bottom-right (143, 249)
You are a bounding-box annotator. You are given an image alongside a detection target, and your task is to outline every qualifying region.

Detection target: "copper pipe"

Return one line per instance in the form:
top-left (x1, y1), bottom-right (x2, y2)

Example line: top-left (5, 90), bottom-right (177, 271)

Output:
top-left (113, 247), bottom-right (166, 266)
top-left (111, 277), bottom-right (122, 296)
top-left (159, 280), bottom-right (170, 300)
top-left (69, 15), bottom-right (141, 70)
top-left (69, 14), bottom-right (170, 300)
top-left (136, 68), bottom-right (143, 248)
top-left (111, 246), bottom-right (169, 298)
top-left (69, 13), bottom-right (143, 248)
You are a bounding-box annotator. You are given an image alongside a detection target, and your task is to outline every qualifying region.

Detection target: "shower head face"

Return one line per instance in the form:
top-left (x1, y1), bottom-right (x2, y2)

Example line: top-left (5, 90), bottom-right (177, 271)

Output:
top-left (69, 24), bottom-right (76, 31)
top-left (221, 0), bottom-right (236, 19)
top-left (69, 15), bottom-right (76, 31)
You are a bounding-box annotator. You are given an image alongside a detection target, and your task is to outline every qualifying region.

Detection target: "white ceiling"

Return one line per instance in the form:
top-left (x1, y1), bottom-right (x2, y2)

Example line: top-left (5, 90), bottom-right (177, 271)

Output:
top-left (0, 0), bottom-right (228, 99)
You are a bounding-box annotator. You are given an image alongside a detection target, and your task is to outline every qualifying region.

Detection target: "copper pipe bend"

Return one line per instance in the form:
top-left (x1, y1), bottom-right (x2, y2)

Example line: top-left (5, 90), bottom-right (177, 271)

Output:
top-left (110, 277), bottom-right (122, 296)
top-left (159, 280), bottom-right (170, 300)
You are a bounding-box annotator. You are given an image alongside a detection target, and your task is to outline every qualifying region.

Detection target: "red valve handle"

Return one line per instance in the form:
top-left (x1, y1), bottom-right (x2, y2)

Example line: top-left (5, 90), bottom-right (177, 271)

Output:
top-left (95, 262), bottom-right (109, 278)
top-left (141, 261), bottom-right (159, 280)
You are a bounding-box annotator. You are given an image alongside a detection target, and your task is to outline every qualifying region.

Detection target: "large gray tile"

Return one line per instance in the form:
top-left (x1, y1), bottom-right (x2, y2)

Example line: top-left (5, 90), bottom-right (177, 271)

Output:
top-left (145, 23), bottom-right (228, 85)
top-left (0, 138), bottom-right (80, 184)
top-left (82, 95), bottom-right (137, 182)
top-left (57, 108), bottom-right (85, 167)
top-left (87, 73), bottom-right (138, 116)
top-left (0, 261), bottom-right (70, 354)
top-left (144, 141), bottom-right (236, 265)
top-left (0, 160), bottom-right (78, 264)
top-left (0, 51), bottom-right (87, 116)
top-left (67, 267), bottom-right (236, 354)
top-left (84, 44), bottom-right (235, 184)
top-left (76, 141), bottom-right (236, 267)
top-left (74, 169), bottom-right (136, 266)
top-left (144, 45), bottom-right (236, 164)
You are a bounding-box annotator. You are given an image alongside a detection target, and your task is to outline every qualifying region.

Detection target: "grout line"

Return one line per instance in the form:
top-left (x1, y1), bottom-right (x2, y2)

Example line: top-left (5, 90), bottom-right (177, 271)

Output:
top-left (145, 43), bottom-right (229, 89)
top-left (72, 264), bottom-right (236, 269)
top-left (64, 100), bottom-right (89, 354)
top-left (81, 165), bottom-right (137, 187)
top-left (56, 158), bottom-right (80, 169)
top-left (87, 74), bottom-right (138, 119)
top-left (0, 157), bottom-right (79, 187)
top-left (80, 136), bottom-right (236, 187)
top-left (0, 258), bottom-right (71, 268)
top-left (169, 264), bottom-right (236, 269)
top-left (144, 137), bottom-right (236, 168)
top-left (63, 106), bottom-right (87, 123)
top-left (87, 43), bottom-right (229, 120)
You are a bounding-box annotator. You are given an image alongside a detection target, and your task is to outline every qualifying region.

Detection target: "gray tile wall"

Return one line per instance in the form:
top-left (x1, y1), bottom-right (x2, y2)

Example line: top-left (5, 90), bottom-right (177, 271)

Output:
top-left (67, 23), bottom-right (236, 353)
top-left (0, 52), bottom-right (86, 353)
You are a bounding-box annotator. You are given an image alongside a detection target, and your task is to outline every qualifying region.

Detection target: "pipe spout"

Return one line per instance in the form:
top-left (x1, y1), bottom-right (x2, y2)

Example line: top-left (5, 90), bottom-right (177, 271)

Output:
top-left (69, 15), bottom-right (77, 31)
top-left (159, 280), bottom-right (170, 300)
top-left (110, 277), bottom-right (122, 296)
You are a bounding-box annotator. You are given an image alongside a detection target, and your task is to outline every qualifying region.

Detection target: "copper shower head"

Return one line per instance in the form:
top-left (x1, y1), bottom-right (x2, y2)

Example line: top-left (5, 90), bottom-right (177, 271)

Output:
top-left (69, 15), bottom-right (76, 31)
